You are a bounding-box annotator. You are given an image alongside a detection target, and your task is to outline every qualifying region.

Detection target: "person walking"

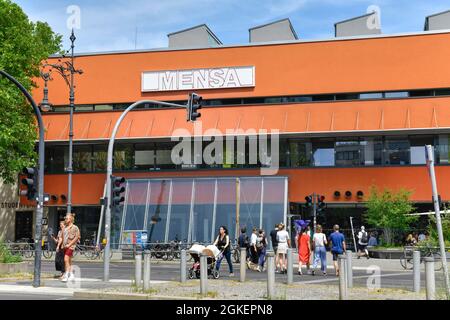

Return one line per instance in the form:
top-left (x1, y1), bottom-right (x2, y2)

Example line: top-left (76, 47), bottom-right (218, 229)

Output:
top-left (214, 226), bottom-right (234, 277)
top-left (61, 213), bottom-right (80, 282)
top-left (311, 224), bottom-right (327, 276)
top-left (238, 226), bottom-right (250, 262)
top-left (270, 224), bottom-right (279, 268)
top-left (329, 224), bottom-right (346, 276)
top-left (357, 226), bottom-right (369, 259)
top-left (276, 223), bottom-right (290, 273)
top-left (256, 229), bottom-right (267, 272)
top-left (367, 232), bottom-right (378, 247)
top-left (248, 227), bottom-right (259, 270)
top-left (297, 223), bottom-right (311, 275)
top-left (51, 220), bottom-right (65, 279)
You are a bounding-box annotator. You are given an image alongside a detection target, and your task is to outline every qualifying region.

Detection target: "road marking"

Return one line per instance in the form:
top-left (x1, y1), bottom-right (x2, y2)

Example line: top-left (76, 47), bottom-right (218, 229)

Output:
top-left (299, 272), bottom-right (409, 284)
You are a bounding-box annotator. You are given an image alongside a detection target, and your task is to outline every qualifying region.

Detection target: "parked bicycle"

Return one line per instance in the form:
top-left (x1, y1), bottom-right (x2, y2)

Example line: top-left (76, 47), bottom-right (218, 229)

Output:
top-left (400, 245), bottom-right (443, 271)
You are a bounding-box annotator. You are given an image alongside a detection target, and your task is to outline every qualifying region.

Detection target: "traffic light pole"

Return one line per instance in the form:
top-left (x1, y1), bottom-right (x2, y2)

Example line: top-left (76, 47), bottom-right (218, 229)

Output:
top-left (103, 99), bottom-right (186, 281)
top-left (0, 70), bottom-right (45, 288)
top-left (312, 193), bottom-right (316, 241)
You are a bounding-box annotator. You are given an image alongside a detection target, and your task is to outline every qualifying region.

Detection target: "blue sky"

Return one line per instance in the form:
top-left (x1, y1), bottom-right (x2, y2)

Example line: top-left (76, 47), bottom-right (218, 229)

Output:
top-left (13, 0), bottom-right (450, 53)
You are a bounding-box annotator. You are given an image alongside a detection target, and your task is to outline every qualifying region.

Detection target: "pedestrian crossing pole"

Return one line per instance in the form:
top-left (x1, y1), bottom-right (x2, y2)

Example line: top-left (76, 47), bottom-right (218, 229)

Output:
top-left (236, 178), bottom-right (240, 239)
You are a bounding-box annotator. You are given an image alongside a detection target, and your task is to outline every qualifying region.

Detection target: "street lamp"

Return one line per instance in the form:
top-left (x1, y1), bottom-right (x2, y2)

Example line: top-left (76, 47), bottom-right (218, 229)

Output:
top-left (40, 29), bottom-right (83, 215)
top-left (38, 72), bottom-right (52, 112)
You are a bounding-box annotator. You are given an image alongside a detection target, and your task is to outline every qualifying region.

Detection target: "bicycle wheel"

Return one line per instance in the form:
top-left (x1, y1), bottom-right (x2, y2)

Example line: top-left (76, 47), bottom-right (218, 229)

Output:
top-left (232, 249), bottom-right (240, 263)
top-left (43, 249), bottom-right (53, 259)
top-left (24, 244), bottom-right (34, 258)
top-left (432, 252), bottom-right (443, 271)
top-left (400, 254), bottom-right (413, 270)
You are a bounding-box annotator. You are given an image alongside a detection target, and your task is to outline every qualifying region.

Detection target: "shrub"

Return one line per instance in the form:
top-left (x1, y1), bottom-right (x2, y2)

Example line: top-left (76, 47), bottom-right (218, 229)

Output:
top-left (0, 239), bottom-right (23, 264)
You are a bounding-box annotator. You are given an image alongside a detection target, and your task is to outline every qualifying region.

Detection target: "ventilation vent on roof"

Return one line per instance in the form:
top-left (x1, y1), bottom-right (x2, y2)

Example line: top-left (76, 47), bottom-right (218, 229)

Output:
top-left (249, 18), bottom-right (298, 43)
top-left (424, 10), bottom-right (450, 31)
top-left (167, 24), bottom-right (222, 48)
top-left (334, 12), bottom-right (381, 37)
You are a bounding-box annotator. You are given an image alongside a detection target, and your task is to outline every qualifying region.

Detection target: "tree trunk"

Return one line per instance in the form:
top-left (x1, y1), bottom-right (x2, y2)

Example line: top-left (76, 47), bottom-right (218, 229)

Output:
top-left (383, 228), bottom-right (393, 245)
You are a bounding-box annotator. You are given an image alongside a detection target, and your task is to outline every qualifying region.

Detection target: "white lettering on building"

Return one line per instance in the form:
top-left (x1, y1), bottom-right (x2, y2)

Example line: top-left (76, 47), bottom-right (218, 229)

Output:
top-left (142, 66), bottom-right (255, 92)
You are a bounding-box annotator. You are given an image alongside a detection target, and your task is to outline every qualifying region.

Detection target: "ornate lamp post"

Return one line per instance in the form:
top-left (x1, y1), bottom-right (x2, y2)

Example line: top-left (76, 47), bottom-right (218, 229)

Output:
top-left (41, 30), bottom-right (83, 214)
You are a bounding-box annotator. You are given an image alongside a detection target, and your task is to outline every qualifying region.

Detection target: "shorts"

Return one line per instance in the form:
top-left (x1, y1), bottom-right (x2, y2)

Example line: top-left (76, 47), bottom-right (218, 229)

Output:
top-left (64, 248), bottom-right (74, 257)
top-left (358, 244), bottom-right (368, 251)
top-left (332, 251), bottom-right (342, 261)
top-left (277, 242), bottom-right (288, 255)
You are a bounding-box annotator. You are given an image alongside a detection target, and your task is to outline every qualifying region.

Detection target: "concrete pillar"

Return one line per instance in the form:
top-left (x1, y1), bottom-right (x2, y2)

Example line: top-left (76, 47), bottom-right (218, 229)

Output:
top-left (240, 248), bottom-right (246, 282)
top-left (143, 250), bottom-right (151, 290)
top-left (424, 257), bottom-right (435, 300)
top-left (413, 250), bottom-right (421, 293)
top-left (266, 250), bottom-right (275, 299)
top-left (338, 255), bottom-right (347, 300)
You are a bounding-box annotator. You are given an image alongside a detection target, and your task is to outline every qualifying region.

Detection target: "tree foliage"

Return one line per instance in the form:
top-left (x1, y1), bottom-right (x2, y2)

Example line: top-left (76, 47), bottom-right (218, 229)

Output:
top-left (365, 186), bottom-right (417, 245)
top-left (0, 0), bottom-right (61, 183)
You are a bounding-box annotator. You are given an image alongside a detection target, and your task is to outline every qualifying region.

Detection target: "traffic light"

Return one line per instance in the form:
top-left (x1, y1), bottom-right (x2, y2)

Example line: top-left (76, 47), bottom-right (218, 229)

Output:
top-left (187, 92), bottom-right (202, 122)
top-left (317, 195), bottom-right (326, 213)
top-left (20, 167), bottom-right (37, 201)
top-left (111, 176), bottom-right (126, 210)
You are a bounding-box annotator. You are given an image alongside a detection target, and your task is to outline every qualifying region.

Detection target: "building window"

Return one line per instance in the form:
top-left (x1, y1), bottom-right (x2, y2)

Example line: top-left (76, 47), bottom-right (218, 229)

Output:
top-left (385, 137), bottom-right (410, 165)
top-left (134, 144), bottom-right (155, 170)
top-left (335, 140), bottom-right (360, 166)
top-left (359, 93), bottom-right (383, 99)
top-left (435, 135), bottom-right (449, 164)
top-left (410, 136), bottom-right (434, 165)
top-left (385, 91), bottom-right (409, 98)
top-left (155, 143), bottom-right (176, 170)
top-left (360, 137), bottom-right (383, 166)
top-left (92, 145), bottom-right (107, 171)
top-left (73, 145), bottom-right (93, 172)
top-left (114, 144), bottom-right (134, 171)
top-left (312, 139), bottom-right (335, 166)
top-left (289, 140), bottom-right (312, 167)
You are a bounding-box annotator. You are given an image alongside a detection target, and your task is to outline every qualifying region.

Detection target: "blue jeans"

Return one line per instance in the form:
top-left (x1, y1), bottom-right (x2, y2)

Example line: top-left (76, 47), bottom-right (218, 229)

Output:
top-left (258, 247), bottom-right (266, 267)
top-left (216, 250), bottom-right (233, 273)
top-left (312, 246), bottom-right (327, 272)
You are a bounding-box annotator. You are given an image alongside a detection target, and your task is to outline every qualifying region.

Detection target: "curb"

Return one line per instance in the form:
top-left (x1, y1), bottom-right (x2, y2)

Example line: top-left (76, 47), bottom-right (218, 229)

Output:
top-left (73, 290), bottom-right (199, 300)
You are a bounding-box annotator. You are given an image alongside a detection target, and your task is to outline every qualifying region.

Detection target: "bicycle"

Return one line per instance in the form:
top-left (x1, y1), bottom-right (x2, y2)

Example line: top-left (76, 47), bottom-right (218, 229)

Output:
top-left (400, 245), bottom-right (443, 271)
top-left (231, 240), bottom-right (240, 263)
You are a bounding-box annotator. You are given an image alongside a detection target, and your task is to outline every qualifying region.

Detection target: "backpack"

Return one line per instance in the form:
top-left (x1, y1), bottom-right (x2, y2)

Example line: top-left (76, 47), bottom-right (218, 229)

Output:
top-left (239, 234), bottom-right (249, 248)
top-left (256, 236), bottom-right (265, 250)
top-left (361, 231), bottom-right (368, 243)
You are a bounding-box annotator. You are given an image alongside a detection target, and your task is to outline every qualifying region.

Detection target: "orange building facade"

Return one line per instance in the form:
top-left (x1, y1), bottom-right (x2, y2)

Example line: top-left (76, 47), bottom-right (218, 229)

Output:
top-left (22, 30), bottom-right (450, 243)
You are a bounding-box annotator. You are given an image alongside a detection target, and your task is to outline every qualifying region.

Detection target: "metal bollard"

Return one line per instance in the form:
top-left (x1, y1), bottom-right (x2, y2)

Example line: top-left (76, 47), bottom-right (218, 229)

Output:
top-left (143, 250), bottom-right (151, 290)
top-left (338, 255), bottom-right (347, 300)
top-left (240, 248), bottom-right (246, 282)
top-left (135, 251), bottom-right (142, 286)
top-left (346, 250), bottom-right (353, 288)
top-left (424, 257), bottom-right (435, 300)
top-left (200, 253), bottom-right (208, 295)
top-left (413, 250), bottom-right (421, 293)
top-left (287, 248), bottom-right (293, 285)
top-left (180, 249), bottom-right (187, 283)
top-left (266, 251), bottom-right (275, 299)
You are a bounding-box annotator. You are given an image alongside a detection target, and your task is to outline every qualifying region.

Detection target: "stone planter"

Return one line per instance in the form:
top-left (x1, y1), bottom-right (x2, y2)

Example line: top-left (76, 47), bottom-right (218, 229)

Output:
top-left (0, 262), bottom-right (29, 274)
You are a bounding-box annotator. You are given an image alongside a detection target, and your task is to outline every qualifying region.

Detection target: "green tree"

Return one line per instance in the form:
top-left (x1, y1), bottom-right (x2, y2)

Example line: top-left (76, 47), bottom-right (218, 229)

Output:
top-left (426, 203), bottom-right (450, 247)
top-left (365, 186), bottom-right (417, 245)
top-left (0, 0), bottom-right (61, 183)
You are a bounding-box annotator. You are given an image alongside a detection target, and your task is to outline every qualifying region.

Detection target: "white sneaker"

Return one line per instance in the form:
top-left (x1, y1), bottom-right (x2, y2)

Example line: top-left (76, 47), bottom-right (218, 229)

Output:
top-left (68, 272), bottom-right (75, 281)
top-left (60, 273), bottom-right (68, 282)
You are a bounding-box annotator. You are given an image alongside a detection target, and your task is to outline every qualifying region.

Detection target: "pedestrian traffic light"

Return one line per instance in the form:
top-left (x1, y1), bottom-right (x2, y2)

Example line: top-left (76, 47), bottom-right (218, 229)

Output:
top-left (111, 176), bottom-right (126, 210)
top-left (317, 195), bottom-right (326, 213)
top-left (305, 195), bottom-right (313, 207)
top-left (20, 167), bottom-right (37, 201)
top-left (187, 92), bottom-right (202, 122)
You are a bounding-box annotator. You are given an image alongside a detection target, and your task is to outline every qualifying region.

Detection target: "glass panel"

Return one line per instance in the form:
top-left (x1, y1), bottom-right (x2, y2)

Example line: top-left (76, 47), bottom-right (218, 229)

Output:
top-left (436, 135), bottom-right (449, 164)
top-left (359, 93), bottom-right (383, 99)
top-left (168, 180), bottom-right (192, 242)
top-left (75, 105), bottom-right (94, 111)
top-left (123, 181), bottom-right (148, 231)
top-left (114, 144), bottom-right (134, 170)
top-left (385, 138), bottom-right (410, 165)
top-left (289, 140), bottom-right (312, 167)
top-left (134, 144), bottom-right (154, 170)
top-left (239, 178), bottom-right (262, 237)
top-left (192, 180), bottom-right (216, 243)
top-left (93, 145), bottom-right (107, 171)
top-left (312, 139), bottom-right (335, 166)
top-left (146, 180), bottom-right (170, 243)
top-left (262, 178), bottom-right (285, 238)
top-left (215, 179), bottom-right (237, 241)
top-left (360, 137), bottom-right (383, 166)
top-left (155, 143), bottom-right (176, 170)
top-left (435, 89), bottom-right (450, 96)
top-left (385, 91), bottom-right (409, 98)
top-left (410, 136), bottom-right (434, 165)
top-left (94, 104), bottom-right (113, 111)
top-left (73, 145), bottom-right (92, 172)
top-left (409, 90), bottom-right (433, 97)
top-left (45, 146), bottom-right (68, 173)
top-left (335, 140), bottom-right (360, 166)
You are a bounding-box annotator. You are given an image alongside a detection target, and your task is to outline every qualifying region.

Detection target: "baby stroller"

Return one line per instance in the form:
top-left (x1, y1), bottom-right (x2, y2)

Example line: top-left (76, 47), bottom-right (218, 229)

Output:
top-left (188, 244), bottom-right (221, 279)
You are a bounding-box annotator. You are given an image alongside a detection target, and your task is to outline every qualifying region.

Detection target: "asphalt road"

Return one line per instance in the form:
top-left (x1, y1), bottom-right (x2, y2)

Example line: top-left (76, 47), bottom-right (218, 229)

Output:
top-left (37, 260), bottom-right (447, 291)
